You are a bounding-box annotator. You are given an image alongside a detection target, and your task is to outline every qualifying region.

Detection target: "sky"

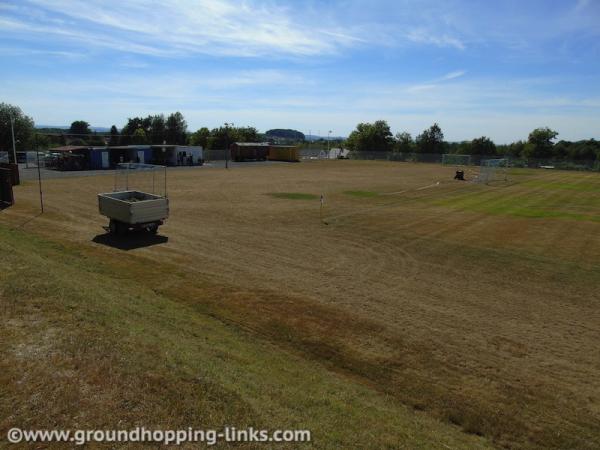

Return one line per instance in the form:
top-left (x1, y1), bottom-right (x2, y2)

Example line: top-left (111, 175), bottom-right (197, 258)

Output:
top-left (0, 0), bottom-right (599, 143)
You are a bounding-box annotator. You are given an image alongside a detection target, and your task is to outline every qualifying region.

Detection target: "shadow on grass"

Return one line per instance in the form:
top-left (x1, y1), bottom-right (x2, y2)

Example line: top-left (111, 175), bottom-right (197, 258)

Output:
top-left (92, 232), bottom-right (169, 251)
top-left (10, 211), bottom-right (44, 229)
top-left (268, 192), bottom-right (319, 200)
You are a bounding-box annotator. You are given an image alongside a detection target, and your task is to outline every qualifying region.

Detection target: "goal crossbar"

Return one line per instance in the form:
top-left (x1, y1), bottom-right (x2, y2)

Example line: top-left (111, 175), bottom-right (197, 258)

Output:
top-left (442, 154), bottom-right (471, 166)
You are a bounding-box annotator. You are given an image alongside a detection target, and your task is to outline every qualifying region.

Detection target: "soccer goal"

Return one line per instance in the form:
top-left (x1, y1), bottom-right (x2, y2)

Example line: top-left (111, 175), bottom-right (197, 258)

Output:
top-left (442, 154), bottom-right (471, 166)
top-left (478, 158), bottom-right (509, 184)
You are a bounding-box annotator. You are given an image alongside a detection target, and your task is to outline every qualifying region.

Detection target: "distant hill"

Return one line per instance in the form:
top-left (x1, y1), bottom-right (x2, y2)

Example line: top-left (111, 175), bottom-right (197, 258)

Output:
top-left (265, 129), bottom-right (305, 141)
top-left (36, 125), bottom-right (112, 132)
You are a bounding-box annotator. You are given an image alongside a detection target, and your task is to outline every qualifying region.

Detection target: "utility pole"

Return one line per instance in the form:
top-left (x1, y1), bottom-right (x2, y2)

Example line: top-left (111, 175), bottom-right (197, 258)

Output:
top-left (224, 122), bottom-right (231, 169)
top-left (10, 114), bottom-right (17, 165)
top-left (36, 151), bottom-right (44, 213)
top-left (327, 130), bottom-right (332, 157)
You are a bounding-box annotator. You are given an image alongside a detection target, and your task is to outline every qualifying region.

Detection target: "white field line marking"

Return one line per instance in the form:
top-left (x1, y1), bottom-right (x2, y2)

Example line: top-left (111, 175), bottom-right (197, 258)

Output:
top-left (325, 181), bottom-right (442, 221)
top-left (379, 182), bottom-right (440, 196)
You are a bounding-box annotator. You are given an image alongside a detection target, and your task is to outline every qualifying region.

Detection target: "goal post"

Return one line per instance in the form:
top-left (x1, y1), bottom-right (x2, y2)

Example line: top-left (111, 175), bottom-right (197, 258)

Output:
top-left (442, 154), bottom-right (471, 166)
top-left (478, 158), bottom-right (509, 184)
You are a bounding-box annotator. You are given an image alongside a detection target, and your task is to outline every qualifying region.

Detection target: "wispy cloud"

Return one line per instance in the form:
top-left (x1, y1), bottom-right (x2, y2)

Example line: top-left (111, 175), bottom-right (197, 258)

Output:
top-left (0, 46), bottom-right (86, 59)
top-left (1, 0), bottom-right (362, 57)
top-left (405, 70), bottom-right (466, 93)
top-left (438, 70), bottom-right (466, 81)
top-left (406, 28), bottom-right (466, 50)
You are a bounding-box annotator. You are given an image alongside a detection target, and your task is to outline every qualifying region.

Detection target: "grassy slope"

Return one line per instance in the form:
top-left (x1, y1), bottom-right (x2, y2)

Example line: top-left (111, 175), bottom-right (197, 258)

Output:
top-left (0, 224), bottom-right (490, 449)
top-left (4, 162), bottom-right (600, 449)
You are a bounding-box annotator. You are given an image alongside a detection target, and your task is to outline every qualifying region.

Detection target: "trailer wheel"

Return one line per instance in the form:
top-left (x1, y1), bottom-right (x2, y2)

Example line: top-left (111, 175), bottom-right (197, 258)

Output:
top-left (109, 219), bottom-right (118, 235)
top-left (109, 219), bottom-right (127, 235)
top-left (147, 223), bottom-right (159, 234)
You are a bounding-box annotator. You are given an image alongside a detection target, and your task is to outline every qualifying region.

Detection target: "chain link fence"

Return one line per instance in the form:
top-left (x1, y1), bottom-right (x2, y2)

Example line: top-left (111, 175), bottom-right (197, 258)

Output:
top-left (305, 150), bottom-right (600, 172)
top-left (203, 149), bottom-right (229, 161)
top-left (299, 148), bottom-right (349, 160)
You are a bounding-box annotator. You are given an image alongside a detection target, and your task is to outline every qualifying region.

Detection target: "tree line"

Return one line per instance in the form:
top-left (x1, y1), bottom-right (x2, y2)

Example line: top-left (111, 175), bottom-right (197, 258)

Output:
top-left (1, 102), bottom-right (598, 163)
top-left (0, 104), bottom-right (264, 154)
top-left (345, 120), bottom-right (600, 161)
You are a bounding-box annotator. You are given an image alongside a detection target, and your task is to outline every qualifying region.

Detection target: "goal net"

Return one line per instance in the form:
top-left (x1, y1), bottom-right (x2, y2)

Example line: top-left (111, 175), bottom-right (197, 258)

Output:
top-left (478, 158), bottom-right (508, 184)
top-left (442, 154), bottom-right (471, 166)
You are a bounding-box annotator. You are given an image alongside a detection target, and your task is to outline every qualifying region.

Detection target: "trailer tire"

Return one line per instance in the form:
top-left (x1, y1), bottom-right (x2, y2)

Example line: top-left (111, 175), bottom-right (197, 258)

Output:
top-left (147, 223), bottom-right (159, 234)
top-left (109, 219), bottom-right (118, 235)
top-left (109, 219), bottom-right (127, 235)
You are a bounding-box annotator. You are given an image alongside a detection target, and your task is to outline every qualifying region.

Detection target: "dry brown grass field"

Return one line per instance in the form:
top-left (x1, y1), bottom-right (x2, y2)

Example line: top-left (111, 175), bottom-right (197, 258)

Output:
top-left (1, 160), bottom-right (600, 448)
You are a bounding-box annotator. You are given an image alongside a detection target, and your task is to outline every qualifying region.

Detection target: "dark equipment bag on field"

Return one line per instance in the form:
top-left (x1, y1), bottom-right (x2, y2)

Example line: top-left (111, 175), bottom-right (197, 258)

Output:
top-left (454, 170), bottom-right (465, 181)
top-left (0, 167), bottom-right (15, 208)
top-left (0, 162), bottom-right (19, 186)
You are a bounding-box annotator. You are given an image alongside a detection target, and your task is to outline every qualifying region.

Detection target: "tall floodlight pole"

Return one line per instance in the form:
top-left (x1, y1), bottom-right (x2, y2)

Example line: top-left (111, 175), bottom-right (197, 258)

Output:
top-left (327, 130), bottom-right (332, 156)
top-left (10, 114), bottom-right (17, 165)
top-left (36, 152), bottom-right (44, 213)
top-left (224, 122), bottom-right (229, 169)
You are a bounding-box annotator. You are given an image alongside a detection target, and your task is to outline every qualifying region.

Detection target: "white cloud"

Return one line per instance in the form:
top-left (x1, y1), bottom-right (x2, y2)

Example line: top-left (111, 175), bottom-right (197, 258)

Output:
top-left (404, 70), bottom-right (466, 93)
top-left (406, 28), bottom-right (465, 50)
top-left (1, 0), bottom-right (362, 57)
top-left (438, 70), bottom-right (466, 81)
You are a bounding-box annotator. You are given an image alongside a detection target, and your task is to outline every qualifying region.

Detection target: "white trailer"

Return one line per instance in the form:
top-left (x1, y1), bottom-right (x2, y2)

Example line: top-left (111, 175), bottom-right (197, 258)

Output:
top-left (98, 191), bottom-right (169, 235)
top-left (99, 163), bottom-right (169, 235)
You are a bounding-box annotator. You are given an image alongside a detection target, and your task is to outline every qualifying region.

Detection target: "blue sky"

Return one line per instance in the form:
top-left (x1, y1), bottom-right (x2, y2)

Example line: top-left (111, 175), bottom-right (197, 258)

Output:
top-left (0, 0), bottom-right (598, 143)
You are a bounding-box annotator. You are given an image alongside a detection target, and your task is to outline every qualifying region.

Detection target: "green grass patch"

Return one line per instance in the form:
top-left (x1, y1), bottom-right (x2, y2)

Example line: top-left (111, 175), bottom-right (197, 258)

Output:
top-left (434, 188), bottom-right (600, 222)
top-left (507, 169), bottom-right (537, 176)
top-left (523, 180), bottom-right (600, 192)
top-left (344, 190), bottom-right (379, 198)
top-left (269, 192), bottom-right (319, 200)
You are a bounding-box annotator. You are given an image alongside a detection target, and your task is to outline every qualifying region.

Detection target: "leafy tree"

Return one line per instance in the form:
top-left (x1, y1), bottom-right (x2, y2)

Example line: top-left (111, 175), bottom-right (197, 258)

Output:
top-left (132, 128), bottom-right (149, 145)
top-left (524, 127), bottom-right (558, 158)
top-left (208, 125), bottom-right (234, 149)
top-left (149, 114), bottom-right (166, 144)
top-left (235, 126), bottom-right (259, 143)
top-left (33, 132), bottom-right (50, 150)
top-left (69, 120), bottom-right (91, 135)
top-left (394, 132), bottom-right (414, 153)
top-left (165, 112), bottom-right (187, 145)
top-left (120, 116), bottom-right (151, 145)
top-left (109, 125), bottom-right (120, 146)
top-left (190, 127), bottom-right (210, 147)
top-left (206, 125), bottom-right (260, 149)
top-left (556, 139), bottom-right (600, 161)
top-left (470, 136), bottom-right (496, 155)
top-left (503, 140), bottom-right (526, 158)
top-left (346, 120), bottom-right (394, 152)
top-left (452, 141), bottom-right (472, 155)
top-left (87, 133), bottom-right (106, 146)
top-left (0, 103), bottom-right (35, 160)
top-left (415, 123), bottom-right (444, 153)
